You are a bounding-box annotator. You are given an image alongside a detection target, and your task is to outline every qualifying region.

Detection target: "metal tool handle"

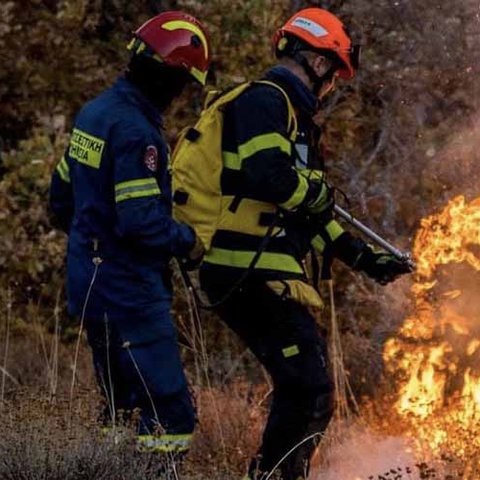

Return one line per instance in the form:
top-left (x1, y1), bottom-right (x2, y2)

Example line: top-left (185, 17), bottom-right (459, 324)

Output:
top-left (333, 205), bottom-right (416, 271)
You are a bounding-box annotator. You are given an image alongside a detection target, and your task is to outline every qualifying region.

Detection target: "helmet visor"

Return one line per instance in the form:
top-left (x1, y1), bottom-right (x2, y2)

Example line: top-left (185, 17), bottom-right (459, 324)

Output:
top-left (350, 44), bottom-right (361, 71)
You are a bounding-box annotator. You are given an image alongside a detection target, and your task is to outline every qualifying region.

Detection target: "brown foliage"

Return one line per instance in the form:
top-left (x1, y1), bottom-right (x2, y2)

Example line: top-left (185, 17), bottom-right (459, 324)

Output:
top-left (0, 0), bottom-right (478, 377)
top-left (0, 0), bottom-right (480, 474)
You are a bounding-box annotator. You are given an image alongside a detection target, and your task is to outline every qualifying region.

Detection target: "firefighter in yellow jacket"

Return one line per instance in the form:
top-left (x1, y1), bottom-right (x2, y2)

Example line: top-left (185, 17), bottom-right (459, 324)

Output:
top-left (197, 8), bottom-right (411, 480)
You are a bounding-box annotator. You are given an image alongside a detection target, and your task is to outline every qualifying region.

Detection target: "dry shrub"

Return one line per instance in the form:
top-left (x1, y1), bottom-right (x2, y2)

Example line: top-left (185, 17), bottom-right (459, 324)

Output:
top-left (0, 383), bottom-right (266, 480)
top-left (2, 1), bottom-right (480, 477)
top-left (0, 329), bottom-right (93, 395)
top-left (188, 382), bottom-right (268, 477)
top-left (0, 133), bottom-right (69, 338)
top-left (0, 321), bottom-right (268, 480)
top-left (0, 390), bottom-right (157, 480)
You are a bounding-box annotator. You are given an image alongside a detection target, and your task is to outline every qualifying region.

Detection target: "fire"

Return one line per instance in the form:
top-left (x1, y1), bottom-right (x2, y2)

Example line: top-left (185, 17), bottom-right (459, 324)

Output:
top-left (413, 196), bottom-right (480, 278)
top-left (395, 343), bottom-right (449, 419)
top-left (383, 195), bottom-right (480, 467)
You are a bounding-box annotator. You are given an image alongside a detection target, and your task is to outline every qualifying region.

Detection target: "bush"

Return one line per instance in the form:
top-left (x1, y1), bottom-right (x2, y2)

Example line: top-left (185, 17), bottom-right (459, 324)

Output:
top-left (1, 1), bottom-right (480, 475)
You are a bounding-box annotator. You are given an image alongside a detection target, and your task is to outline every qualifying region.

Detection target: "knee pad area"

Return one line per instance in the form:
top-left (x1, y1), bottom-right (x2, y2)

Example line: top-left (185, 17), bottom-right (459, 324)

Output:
top-left (276, 383), bottom-right (334, 424)
top-left (311, 387), bottom-right (334, 422)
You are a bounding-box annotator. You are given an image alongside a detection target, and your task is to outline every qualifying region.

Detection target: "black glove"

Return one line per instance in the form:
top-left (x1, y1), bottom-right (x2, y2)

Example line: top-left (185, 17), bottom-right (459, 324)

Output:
top-left (182, 232), bottom-right (206, 271)
top-left (354, 247), bottom-right (412, 285)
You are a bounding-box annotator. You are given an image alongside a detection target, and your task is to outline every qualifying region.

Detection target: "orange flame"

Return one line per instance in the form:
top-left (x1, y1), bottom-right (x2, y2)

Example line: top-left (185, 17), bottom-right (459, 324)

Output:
top-left (413, 196), bottom-right (480, 278)
top-left (383, 195), bottom-right (480, 459)
top-left (462, 369), bottom-right (480, 421)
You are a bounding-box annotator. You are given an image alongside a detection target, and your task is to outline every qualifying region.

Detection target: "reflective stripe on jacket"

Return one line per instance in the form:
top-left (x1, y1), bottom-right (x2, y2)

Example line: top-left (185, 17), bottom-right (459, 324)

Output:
top-left (49, 76), bottom-right (194, 321)
top-left (202, 66), bottom-right (345, 281)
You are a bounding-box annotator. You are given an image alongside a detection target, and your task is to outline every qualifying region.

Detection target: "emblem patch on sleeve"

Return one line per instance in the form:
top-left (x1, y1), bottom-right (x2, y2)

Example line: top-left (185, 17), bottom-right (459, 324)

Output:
top-left (144, 145), bottom-right (158, 172)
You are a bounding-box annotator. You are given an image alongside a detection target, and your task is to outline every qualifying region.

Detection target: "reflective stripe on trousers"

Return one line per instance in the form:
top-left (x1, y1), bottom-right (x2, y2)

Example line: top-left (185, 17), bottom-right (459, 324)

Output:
top-left (137, 433), bottom-right (193, 453)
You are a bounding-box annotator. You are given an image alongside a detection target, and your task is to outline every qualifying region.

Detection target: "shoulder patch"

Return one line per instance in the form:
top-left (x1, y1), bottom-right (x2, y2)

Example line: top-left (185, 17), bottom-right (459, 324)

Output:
top-left (144, 145), bottom-right (158, 172)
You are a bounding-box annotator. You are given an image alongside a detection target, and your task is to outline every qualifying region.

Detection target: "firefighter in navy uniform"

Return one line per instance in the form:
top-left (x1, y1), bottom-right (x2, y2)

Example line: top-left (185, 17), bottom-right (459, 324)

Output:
top-left (199, 8), bottom-right (411, 480)
top-left (49, 12), bottom-right (209, 460)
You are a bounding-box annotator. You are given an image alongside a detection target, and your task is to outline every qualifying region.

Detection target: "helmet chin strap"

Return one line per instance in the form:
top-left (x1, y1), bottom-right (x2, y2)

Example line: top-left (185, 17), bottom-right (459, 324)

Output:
top-left (293, 52), bottom-right (336, 98)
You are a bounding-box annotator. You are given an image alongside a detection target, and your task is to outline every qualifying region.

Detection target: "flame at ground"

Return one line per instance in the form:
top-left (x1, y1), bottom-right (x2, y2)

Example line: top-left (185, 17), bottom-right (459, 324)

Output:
top-left (383, 195), bottom-right (480, 472)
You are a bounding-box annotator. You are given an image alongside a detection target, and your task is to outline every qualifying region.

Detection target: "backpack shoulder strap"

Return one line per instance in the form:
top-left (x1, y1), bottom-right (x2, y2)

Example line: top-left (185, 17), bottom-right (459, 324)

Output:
top-left (254, 80), bottom-right (298, 141)
top-left (204, 82), bottom-right (254, 111)
top-left (203, 81), bottom-right (297, 141)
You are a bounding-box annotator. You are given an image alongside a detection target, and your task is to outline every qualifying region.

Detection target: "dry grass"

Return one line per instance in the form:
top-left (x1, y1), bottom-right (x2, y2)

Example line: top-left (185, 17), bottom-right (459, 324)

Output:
top-left (0, 383), bottom-right (267, 480)
top-left (0, 330), bottom-right (267, 480)
top-left (1, 285), bottom-right (478, 480)
top-left (0, 389), bottom-right (158, 480)
top-left (0, 336), bottom-right (479, 479)
top-left (188, 382), bottom-right (267, 476)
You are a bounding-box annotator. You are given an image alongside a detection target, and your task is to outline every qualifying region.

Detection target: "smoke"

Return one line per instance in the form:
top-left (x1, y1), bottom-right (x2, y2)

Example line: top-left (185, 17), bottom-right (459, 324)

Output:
top-left (313, 3), bottom-right (480, 477)
top-left (312, 426), bottom-right (430, 480)
top-left (427, 113), bottom-right (480, 202)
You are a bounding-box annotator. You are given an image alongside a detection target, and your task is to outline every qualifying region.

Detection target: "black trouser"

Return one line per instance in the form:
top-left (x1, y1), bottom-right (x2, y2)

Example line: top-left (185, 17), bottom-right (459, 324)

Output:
top-left (200, 270), bottom-right (334, 480)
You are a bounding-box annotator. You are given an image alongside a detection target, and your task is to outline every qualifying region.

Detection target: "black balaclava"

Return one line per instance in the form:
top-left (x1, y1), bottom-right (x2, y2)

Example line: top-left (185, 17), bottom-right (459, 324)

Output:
top-left (126, 54), bottom-right (191, 112)
top-left (277, 35), bottom-right (340, 98)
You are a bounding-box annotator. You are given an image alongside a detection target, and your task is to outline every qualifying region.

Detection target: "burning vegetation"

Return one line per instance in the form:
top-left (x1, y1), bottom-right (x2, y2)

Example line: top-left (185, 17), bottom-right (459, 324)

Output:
top-left (382, 195), bottom-right (480, 477)
top-left (1, 1), bottom-right (480, 479)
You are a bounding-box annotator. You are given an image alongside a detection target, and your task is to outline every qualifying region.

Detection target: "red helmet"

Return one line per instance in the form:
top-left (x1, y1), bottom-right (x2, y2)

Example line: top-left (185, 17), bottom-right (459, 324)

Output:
top-left (128, 11), bottom-right (210, 85)
top-left (273, 8), bottom-right (359, 80)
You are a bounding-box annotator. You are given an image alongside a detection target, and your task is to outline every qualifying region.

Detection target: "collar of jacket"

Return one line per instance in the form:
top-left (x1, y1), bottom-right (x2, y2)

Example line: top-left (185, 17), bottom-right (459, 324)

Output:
top-left (113, 76), bottom-right (164, 128)
top-left (263, 65), bottom-right (317, 117)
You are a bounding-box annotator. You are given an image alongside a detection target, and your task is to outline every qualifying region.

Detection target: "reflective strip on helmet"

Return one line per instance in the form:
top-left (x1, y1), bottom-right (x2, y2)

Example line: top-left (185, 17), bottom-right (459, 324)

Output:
top-left (162, 20), bottom-right (209, 58)
top-left (291, 17), bottom-right (329, 38)
top-left (279, 172), bottom-right (309, 210)
top-left (69, 128), bottom-right (105, 169)
top-left (56, 155), bottom-right (70, 183)
top-left (223, 133), bottom-right (291, 171)
top-left (137, 433), bottom-right (192, 453)
top-left (114, 178), bottom-right (160, 203)
top-left (325, 220), bottom-right (343, 241)
top-left (205, 247), bottom-right (304, 274)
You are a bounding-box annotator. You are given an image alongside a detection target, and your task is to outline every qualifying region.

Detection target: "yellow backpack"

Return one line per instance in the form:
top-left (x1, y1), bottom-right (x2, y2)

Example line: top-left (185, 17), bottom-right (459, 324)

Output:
top-left (171, 80), bottom-right (297, 251)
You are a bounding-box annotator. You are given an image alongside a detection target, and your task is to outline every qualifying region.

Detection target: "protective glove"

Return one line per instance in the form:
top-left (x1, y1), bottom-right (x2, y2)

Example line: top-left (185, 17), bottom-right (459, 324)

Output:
top-left (354, 247), bottom-right (412, 285)
top-left (306, 178), bottom-right (335, 216)
top-left (182, 233), bottom-right (206, 271)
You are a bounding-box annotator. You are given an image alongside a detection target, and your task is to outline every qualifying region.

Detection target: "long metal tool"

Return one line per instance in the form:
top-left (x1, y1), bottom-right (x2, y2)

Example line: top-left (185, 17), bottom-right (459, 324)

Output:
top-left (334, 204), bottom-right (416, 271)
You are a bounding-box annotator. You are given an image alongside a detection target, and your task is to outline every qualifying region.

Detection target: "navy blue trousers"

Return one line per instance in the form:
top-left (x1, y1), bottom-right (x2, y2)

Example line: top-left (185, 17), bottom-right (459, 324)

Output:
top-left (200, 271), bottom-right (334, 480)
top-left (85, 313), bottom-right (195, 439)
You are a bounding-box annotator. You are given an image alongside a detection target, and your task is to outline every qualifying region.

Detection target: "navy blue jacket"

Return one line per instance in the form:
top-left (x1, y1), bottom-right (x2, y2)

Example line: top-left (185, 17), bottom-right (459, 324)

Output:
top-left (50, 77), bottom-right (194, 325)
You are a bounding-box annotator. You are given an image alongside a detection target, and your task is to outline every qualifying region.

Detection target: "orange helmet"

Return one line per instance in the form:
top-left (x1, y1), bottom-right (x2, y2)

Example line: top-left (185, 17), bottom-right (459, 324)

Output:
top-left (127, 11), bottom-right (210, 85)
top-left (273, 8), bottom-right (359, 80)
